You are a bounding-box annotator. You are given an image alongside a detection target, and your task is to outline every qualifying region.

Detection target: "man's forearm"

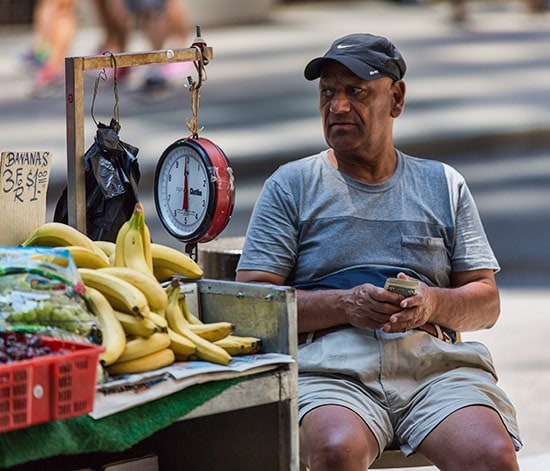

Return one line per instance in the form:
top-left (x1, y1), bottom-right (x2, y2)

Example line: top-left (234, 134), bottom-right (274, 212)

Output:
top-left (426, 280), bottom-right (500, 332)
top-left (297, 288), bottom-right (351, 333)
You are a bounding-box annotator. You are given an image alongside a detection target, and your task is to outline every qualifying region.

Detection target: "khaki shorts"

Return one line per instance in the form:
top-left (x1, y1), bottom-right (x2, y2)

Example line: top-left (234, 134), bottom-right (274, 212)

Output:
top-left (297, 327), bottom-right (522, 457)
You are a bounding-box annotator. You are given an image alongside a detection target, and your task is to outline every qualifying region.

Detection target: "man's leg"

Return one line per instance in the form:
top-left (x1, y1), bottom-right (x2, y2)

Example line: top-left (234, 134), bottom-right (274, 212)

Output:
top-left (300, 404), bottom-right (379, 471)
top-left (418, 405), bottom-right (519, 471)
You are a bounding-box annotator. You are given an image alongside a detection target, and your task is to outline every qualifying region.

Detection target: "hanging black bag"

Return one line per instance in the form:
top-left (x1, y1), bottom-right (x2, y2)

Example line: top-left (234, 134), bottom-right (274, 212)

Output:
top-left (53, 118), bottom-right (140, 242)
top-left (53, 54), bottom-right (140, 242)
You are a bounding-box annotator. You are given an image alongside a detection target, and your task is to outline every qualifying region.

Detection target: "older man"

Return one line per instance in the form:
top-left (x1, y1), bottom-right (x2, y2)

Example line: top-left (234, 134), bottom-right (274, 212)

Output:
top-left (236, 33), bottom-right (521, 470)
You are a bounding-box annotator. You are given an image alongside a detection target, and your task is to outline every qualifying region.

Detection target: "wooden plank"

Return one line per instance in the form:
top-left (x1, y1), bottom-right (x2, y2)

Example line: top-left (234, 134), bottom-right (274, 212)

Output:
top-left (181, 370), bottom-right (294, 420)
top-left (79, 47), bottom-right (212, 70)
top-left (65, 56), bottom-right (86, 231)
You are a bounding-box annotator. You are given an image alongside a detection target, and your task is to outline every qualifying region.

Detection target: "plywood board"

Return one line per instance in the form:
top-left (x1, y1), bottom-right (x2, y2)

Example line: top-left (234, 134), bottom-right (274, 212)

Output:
top-left (0, 151), bottom-right (51, 245)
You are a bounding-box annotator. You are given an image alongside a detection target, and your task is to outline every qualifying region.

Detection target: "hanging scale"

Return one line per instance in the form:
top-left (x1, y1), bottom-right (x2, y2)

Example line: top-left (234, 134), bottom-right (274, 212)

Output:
top-left (154, 28), bottom-right (235, 262)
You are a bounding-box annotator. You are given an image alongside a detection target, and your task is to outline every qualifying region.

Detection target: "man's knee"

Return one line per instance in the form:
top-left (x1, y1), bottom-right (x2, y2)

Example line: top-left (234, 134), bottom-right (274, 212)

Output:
top-left (431, 434), bottom-right (519, 471)
top-left (303, 430), bottom-right (370, 469)
top-left (470, 435), bottom-right (518, 471)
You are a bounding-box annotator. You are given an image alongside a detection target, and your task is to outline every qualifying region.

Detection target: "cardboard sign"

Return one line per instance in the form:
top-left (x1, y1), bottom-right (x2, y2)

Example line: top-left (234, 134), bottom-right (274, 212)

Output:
top-left (0, 151), bottom-right (52, 246)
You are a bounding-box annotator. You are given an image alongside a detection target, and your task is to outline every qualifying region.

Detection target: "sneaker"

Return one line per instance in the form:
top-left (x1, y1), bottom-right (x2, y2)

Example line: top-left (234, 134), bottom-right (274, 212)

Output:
top-left (30, 66), bottom-right (62, 98)
top-left (19, 47), bottom-right (49, 71)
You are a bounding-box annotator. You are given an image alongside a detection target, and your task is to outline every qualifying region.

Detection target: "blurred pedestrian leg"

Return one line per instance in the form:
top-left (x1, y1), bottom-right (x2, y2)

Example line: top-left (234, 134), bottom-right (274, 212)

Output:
top-left (21, 0), bottom-right (53, 69)
top-left (32, 0), bottom-right (78, 97)
top-left (93, 0), bottom-right (128, 53)
top-left (450, 0), bottom-right (468, 23)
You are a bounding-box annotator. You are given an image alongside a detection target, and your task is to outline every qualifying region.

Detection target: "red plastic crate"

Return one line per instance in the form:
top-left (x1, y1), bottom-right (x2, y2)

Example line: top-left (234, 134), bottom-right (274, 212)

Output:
top-left (0, 334), bottom-right (103, 433)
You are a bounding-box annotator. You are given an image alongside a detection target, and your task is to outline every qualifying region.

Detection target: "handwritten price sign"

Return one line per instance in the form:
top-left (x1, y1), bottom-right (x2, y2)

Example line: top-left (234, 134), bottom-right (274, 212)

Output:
top-left (1, 151), bottom-right (52, 245)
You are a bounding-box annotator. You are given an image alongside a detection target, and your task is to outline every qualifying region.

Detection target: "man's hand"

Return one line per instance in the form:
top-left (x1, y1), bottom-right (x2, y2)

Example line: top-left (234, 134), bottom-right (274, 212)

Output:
top-left (381, 273), bottom-right (433, 333)
top-left (345, 282), bottom-right (404, 330)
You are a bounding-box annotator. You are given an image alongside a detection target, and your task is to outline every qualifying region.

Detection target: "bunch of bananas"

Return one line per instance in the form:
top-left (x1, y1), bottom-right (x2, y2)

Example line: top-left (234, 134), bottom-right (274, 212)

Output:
top-left (21, 204), bottom-right (204, 282)
top-left (20, 203), bottom-right (262, 376)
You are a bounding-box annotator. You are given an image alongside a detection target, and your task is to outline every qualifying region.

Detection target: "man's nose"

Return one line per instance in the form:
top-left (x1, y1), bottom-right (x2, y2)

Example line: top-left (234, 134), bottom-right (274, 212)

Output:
top-left (329, 91), bottom-right (351, 113)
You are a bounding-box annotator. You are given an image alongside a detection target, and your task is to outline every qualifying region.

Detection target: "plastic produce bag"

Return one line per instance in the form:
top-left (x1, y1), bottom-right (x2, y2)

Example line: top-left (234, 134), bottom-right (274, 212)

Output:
top-left (0, 247), bottom-right (97, 338)
top-left (53, 118), bottom-right (140, 242)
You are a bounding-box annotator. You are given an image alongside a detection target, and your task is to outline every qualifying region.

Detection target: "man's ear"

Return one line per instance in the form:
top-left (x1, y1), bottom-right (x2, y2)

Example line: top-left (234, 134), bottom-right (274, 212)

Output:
top-left (391, 80), bottom-right (406, 118)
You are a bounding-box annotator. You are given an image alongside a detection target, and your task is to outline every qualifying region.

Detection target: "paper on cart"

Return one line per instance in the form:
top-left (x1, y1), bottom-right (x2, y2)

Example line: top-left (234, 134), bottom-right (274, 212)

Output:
top-left (91, 353), bottom-right (294, 419)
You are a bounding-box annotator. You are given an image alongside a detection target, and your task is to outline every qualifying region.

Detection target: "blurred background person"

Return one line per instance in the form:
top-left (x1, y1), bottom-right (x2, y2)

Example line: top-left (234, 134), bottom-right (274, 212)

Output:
top-left (449, 0), bottom-right (547, 24)
top-left (93, 0), bottom-right (192, 93)
top-left (450, 0), bottom-right (468, 23)
top-left (24, 0), bottom-right (78, 96)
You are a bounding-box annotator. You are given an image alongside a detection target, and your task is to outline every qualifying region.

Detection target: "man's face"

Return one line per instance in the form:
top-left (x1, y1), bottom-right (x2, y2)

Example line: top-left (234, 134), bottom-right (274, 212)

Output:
top-left (318, 61), bottom-right (404, 157)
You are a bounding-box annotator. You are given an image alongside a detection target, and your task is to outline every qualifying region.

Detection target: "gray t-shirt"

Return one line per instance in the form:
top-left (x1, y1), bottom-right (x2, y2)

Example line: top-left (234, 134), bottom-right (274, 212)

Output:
top-left (237, 149), bottom-right (499, 289)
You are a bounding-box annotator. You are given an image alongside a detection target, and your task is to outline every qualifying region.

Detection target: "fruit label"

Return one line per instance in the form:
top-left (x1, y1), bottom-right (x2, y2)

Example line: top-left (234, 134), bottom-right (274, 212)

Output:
top-left (0, 151), bottom-right (52, 245)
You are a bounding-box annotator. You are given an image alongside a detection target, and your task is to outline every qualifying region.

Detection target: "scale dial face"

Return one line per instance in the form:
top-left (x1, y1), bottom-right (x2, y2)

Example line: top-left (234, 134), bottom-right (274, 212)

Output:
top-left (154, 138), bottom-right (234, 244)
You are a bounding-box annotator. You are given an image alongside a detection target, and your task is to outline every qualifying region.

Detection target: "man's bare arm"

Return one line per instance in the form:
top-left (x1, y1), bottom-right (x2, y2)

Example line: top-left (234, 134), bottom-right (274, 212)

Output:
top-left (387, 269), bottom-right (500, 333)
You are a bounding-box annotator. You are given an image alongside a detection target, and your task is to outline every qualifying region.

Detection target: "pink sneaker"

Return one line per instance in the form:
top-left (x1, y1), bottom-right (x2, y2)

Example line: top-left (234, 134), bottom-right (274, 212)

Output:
top-left (31, 66), bottom-right (62, 98)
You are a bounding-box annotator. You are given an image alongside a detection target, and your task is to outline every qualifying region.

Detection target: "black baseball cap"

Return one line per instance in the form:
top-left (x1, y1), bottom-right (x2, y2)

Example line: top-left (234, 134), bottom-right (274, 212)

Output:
top-left (304, 33), bottom-right (406, 82)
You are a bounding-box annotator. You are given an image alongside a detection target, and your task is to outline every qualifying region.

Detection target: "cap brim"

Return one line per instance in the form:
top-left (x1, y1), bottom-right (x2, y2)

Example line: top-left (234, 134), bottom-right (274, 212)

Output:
top-left (304, 56), bottom-right (385, 81)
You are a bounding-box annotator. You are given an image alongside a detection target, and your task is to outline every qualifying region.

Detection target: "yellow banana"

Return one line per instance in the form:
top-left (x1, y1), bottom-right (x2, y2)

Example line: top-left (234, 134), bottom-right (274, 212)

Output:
top-left (79, 268), bottom-right (151, 318)
top-left (188, 322), bottom-right (234, 342)
top-left (107, 348), bottom-right (175, 375)
top-left (167, 327), bottom-right (196, 357)
top-left (65, 245), bottom-right (110, 269)
top-left (21, 222), bottom-right (105, 259)
top-left (114, 310), bottom-right (158, 337)
top-left (116, 332), bottom-right (171, 363)
top-left (117, 203), bottom-right (155, 278)
top-left (151, 243), bottom-right (203, 279)
top-left (114, 219), bottom-right (131, 267)
top-left (141, 206), bottom-right (154, 272)
top-left (214, 335), bottom-right (262, 356)
top-left (174, 352), bottom-right (193, 362)
top-left (93, 240), bottom-right (116, 258)
top-left (30, 253), bottom-right (70, 268)
top-left (178, 291), bottom-right (230, 340)
top-left (99, 266), bottom-right (168, 314)
top-left (86, 286), bottom-right (126, 366)
top-left (153, 266), bottom-right (175, 283)
top-left (179, 294), bottom-right (203, 325)
top-left (148, 311), bottom-right (168, 331)
top-left (165, 281), bottom-right (231, 365)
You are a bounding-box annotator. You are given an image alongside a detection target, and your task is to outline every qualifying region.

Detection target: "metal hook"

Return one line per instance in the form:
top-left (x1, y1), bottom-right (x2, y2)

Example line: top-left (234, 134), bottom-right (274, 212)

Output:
top-left (90, 51), bottom-right (121, 132)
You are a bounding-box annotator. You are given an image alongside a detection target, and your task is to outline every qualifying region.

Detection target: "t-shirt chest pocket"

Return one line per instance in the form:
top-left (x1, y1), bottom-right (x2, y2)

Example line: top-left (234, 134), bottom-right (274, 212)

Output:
top-left (401, 235), bottom-right (449, 276)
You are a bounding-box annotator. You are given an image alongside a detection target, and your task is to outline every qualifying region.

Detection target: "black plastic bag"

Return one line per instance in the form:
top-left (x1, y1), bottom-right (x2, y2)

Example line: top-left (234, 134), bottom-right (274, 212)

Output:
top-left (54, 118), bottom-right (140, 242)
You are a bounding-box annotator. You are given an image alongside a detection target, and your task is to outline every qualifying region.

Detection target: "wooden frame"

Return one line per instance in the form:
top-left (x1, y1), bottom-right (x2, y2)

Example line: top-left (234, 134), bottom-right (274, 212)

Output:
top-left (64, 46), bottom-right (212, 232)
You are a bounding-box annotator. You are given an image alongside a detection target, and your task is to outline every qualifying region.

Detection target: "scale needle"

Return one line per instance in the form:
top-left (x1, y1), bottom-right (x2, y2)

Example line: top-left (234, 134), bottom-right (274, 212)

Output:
top-left (182, 159), bottom-right (189, 211)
